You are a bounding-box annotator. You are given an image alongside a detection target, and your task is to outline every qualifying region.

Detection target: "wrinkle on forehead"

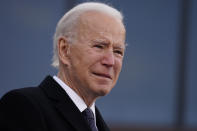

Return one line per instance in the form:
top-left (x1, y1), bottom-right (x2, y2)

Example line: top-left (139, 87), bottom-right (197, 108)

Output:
top-left (79, 11), bottom-right (125, 32)
top-left (76, 11), bottom-right (126, 45)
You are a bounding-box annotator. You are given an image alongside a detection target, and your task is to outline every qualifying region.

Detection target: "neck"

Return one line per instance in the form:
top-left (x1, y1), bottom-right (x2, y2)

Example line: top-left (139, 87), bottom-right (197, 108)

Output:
top-left (57, 69), bottom-right (97, 107)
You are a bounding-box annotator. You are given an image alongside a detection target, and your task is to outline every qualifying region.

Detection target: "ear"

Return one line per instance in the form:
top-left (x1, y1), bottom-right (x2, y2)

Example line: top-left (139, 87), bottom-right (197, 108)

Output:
top-left (58, 36), bottom-right (70, 66)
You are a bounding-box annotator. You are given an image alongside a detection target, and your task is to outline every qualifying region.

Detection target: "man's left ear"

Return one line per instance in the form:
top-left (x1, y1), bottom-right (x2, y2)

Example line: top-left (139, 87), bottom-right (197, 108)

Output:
top-left (58, 36), bottom-right (70, 66)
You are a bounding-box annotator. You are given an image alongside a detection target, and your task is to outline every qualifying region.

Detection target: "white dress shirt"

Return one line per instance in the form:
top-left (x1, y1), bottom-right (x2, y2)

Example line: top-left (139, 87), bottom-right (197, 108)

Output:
top-left (53, 76), bottom-right (97, 124)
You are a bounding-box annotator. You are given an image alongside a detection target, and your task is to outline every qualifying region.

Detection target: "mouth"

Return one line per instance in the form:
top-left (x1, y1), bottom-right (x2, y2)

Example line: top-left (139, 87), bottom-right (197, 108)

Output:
top-left (92, 72), bottom-right (112, 80)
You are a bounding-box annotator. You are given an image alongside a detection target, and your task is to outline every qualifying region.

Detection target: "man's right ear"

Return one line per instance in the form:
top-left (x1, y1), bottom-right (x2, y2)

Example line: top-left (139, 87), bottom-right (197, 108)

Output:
top-left (58, 37), bottom-right (70, 66)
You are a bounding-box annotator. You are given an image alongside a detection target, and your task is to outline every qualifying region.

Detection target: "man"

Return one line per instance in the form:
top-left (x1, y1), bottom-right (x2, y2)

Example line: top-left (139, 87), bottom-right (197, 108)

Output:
top-left (0, 2), bottom-right (126, 131)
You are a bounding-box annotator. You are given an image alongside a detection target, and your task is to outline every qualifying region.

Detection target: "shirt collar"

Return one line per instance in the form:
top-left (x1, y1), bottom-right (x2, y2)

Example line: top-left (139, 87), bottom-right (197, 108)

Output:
top-left (53, 76), bottom-right (96, 116)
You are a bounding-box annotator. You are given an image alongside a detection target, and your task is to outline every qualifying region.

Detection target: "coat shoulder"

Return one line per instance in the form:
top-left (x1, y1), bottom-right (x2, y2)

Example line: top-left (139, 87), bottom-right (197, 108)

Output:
top-left (0, 86), bottom-right (45, 106)
top-left (0, 87), bottom-right (47, 131)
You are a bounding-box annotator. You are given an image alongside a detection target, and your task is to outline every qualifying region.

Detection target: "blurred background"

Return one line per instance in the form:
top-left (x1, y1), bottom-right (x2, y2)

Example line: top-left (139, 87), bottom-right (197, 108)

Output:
top-left (0, 0), bottom-right (196, 130)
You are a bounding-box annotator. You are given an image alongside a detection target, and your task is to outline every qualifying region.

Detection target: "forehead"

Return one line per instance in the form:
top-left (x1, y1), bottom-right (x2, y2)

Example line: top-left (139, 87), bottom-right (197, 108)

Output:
top-left (76, 11), bottom-right (126, 44)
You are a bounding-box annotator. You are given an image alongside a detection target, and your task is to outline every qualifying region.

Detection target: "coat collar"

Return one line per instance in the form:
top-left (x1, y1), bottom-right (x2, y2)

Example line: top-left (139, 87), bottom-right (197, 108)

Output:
top-left (96, 107), bottom-right (110, 131)
top-left (39, 75), bottom-right (110, 131)
top-left (39, 76), bottom-right (91, 131)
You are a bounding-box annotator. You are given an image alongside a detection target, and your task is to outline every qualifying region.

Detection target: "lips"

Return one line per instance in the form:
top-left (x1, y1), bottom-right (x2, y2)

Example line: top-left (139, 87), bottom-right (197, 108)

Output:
top-left (92, 72), bottom-right (112, 79)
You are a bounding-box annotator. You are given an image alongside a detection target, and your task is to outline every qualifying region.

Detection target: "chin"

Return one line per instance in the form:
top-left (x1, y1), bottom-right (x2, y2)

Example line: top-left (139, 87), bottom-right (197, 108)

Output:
top-left (94, 85), bottom-right (113, 97)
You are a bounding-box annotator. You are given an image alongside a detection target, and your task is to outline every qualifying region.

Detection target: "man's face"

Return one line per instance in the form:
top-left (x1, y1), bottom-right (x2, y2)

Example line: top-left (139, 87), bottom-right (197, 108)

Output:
top-left (66, 11), bottom-right (125, 98)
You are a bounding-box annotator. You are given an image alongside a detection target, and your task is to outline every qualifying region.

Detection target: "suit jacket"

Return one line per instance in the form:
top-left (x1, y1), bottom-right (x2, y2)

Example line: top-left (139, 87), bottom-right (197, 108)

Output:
top-left (0, 76), bottom-right (110, 131)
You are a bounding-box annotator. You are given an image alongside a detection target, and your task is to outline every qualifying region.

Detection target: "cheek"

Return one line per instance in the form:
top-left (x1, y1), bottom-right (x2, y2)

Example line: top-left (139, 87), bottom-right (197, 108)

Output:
top-left (85, 50), bottom-right (103, 65)
top-left (115, 59), bottom-right (123, 73)
top-left (72, 48), bottom-right (92, 66)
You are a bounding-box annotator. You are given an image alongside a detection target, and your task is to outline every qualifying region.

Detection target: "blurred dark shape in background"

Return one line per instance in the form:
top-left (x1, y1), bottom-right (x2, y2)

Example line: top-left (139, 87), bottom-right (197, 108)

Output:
top-left (0, 0), bottom-right (196, 130)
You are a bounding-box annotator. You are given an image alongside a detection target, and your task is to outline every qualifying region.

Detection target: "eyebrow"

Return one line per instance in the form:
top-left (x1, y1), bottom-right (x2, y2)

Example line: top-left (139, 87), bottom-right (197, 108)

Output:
top-left (113, 43), bottom-right (126, 50)
top-left (114, 46), bottom-right (125, 50)
top-left (92, 39), bottom-right (108, 43)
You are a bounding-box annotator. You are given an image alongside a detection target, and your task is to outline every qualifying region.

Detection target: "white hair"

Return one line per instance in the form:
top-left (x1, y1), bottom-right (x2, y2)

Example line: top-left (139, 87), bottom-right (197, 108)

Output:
top-left (52, 2), bottom-right (124, 68)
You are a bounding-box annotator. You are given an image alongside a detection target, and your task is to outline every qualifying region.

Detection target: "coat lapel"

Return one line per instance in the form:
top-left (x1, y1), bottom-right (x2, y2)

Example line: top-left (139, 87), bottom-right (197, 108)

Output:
top-left (55, 100), bottom-right (90, 131)
top-left (96, 107), bottom-right (110, 131)
top-left (39, 76), bottom-right (91, 131)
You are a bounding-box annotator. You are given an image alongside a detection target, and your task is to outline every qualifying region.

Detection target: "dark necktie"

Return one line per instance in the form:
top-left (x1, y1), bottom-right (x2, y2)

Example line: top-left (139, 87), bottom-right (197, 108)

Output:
top-left (82, 108), bottom-right (98, 131)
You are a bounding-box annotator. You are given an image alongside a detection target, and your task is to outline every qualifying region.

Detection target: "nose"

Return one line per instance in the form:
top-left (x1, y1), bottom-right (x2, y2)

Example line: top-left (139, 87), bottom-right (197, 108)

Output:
top-left (101, 51), bottom-right (115, 67)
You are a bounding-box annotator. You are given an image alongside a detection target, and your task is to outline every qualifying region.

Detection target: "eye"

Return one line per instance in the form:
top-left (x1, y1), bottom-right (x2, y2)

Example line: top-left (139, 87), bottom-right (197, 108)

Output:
top-left (94, 44), bottom-right (104, 49)
top-left (114, 50), bottom-right (124, 56)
